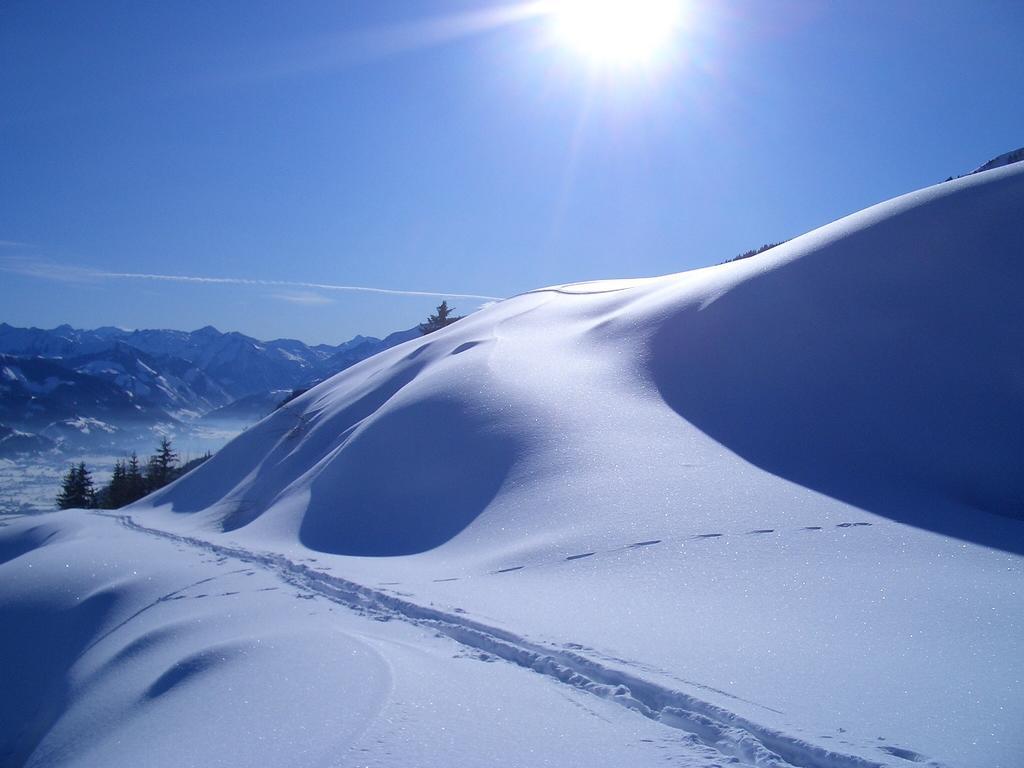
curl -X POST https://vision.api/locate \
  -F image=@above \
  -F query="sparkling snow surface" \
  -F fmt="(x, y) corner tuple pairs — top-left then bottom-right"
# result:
(3, 164), (1023, 767)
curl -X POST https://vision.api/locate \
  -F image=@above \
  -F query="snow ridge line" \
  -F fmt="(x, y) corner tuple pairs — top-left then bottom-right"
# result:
(111, 513), (898, 768)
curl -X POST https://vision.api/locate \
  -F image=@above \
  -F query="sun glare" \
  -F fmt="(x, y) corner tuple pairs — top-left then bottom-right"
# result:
(547, 0), (685, 67)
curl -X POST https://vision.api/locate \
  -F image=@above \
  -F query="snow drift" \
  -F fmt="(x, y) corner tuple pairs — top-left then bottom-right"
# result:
(142, 161), (1024, 557)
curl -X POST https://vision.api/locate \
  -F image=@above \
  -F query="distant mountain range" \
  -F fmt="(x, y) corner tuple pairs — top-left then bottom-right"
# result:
(0, 322), (418, 453)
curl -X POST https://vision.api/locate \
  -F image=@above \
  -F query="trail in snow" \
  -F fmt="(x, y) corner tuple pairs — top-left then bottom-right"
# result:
(382, 520), (877, 585)
(113, 512), (936, 768)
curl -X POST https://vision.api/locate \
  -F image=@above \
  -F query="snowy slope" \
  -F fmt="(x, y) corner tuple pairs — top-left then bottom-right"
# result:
(972, 146), (1023, 174)
(3, 162), (1023, 768)
(143, 162), (1024, 553)
(2, 511), (689, 768)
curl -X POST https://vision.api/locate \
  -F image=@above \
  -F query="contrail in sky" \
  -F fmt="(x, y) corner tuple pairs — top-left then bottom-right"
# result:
(97, 270), (504, 301)
(0, 256), (504, 302)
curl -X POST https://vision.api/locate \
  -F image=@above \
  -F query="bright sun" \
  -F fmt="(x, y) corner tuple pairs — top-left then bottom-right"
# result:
(547, 0), (685, 67)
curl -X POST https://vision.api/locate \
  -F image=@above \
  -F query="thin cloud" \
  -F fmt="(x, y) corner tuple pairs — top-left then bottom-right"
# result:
(270, 290), (335, 306)
(0, 255), (106, 283)
(0, 255), (504, 301)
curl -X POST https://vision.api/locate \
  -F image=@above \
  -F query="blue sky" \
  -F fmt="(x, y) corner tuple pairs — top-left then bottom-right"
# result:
(2, 0), (1021, 344)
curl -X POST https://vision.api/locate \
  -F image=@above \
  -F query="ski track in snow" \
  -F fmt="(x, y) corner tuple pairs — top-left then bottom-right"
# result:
(111, 512), (935, 768)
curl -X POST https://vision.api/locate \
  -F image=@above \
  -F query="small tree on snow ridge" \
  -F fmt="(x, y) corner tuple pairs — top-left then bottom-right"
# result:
(419, 300), (463, 335)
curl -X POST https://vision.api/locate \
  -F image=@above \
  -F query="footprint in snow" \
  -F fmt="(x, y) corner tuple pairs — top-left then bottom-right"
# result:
(495, 565), (524, 574)
(747, 529), (774, 534)
(566, 552), (595, 561)
(693, 533), (723, 539)
(631, 540), (661, 547)
(879, 745), (926, 762)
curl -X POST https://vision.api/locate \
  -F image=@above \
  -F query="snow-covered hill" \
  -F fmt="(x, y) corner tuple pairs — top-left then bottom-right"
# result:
(67, 342), (232, 418)
(972, 146), (1024, 174)
(3, 162), (1022, 768)
(199, 388), (293, 424)
(0, 425), (55, 457)
(148, 161), (1024, 553)
(0, 353), (170, 428)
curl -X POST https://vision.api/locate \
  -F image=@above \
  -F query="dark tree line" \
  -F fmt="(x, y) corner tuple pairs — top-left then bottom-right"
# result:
(56, 437), (211, 510)
(722, 241), (788, 264)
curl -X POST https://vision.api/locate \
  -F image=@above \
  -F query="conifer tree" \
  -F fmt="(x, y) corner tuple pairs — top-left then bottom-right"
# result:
(56, 462), (96, 509)
(56, 464), (79, 509)
(145, 437), (179, 491)
(418, 300), (463, 335)
(125, 451), (147, 503)
(79, 462), (96, 508)
(101, 459), (128, 509)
